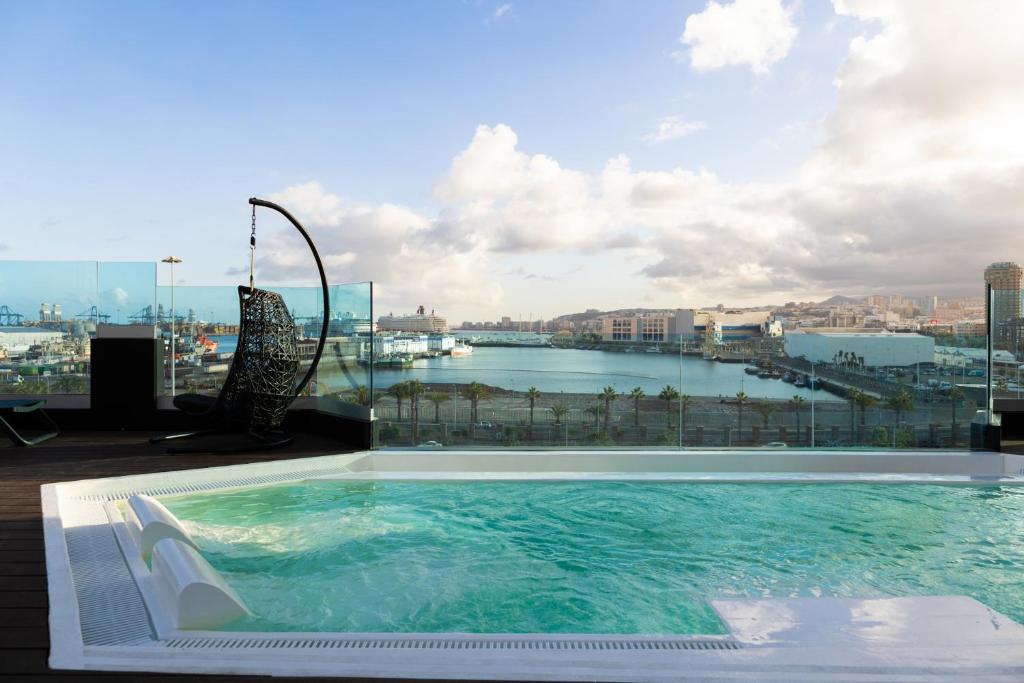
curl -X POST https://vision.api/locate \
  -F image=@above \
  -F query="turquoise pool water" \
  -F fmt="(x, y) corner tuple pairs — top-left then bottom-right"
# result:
(161, 481), (1024, 634)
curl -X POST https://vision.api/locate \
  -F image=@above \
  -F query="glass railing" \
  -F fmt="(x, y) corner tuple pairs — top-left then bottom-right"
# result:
(154, 281), (373, 415)
(0, 260), (373, 414)
(370, 310), (995, 450)
(0, 260), (156, 395)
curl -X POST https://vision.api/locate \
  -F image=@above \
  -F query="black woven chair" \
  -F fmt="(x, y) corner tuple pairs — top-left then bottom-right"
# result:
(151, 198), (330, 453)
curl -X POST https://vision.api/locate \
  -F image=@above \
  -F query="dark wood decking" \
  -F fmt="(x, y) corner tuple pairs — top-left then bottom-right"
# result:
(0, 431), (398, 682)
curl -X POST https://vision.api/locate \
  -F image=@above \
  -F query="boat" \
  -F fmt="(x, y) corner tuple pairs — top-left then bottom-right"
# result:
(782, 371), (795, 383)
(744, 366), (760, 375)
(196, 334), (219, 354)
(646, 345), (661, 354)
(450, 343), (473, 357)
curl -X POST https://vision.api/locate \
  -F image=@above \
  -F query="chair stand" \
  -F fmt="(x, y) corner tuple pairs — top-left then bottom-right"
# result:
(0, 399), (60, 447)
(149, 429), (218, 445)
(156, 429), (295, 455)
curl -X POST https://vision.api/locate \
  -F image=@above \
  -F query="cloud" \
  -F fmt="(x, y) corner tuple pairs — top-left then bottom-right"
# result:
(259, 3), (1024, 314)
(256, 182), (502, 316)
(112, 287), (129, 305)
(434, 124), (604, 252)
(680, 0), (797, 74)
(491, 3), (512, 22)
(641, 116), (707, 143)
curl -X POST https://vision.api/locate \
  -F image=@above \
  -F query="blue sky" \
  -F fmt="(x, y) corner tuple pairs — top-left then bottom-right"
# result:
(2, 1), (1022, 321)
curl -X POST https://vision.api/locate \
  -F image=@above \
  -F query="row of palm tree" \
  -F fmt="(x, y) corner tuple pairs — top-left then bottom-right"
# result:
(374, 380), (957, 446)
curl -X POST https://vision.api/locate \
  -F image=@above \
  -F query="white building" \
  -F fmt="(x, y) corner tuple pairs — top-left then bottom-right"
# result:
(427, 334), (455, 352)
(600, 309), (775, 342)
(934, 345), (1015, 368)
(784, 331), (934, 367)
(0, 326), (64, 354)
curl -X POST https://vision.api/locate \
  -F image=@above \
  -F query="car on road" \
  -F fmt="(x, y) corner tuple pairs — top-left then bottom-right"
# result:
(416, 440), (443, 448)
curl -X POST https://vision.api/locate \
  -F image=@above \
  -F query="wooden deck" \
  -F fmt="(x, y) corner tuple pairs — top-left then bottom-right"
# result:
(0, 430), (399, 682)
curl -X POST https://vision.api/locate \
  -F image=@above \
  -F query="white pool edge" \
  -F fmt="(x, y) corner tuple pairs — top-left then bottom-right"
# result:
(42, 448), (1024, 681)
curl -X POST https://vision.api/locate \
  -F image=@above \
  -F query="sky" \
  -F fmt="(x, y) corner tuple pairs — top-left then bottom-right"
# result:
(2, 0), (1023, 323)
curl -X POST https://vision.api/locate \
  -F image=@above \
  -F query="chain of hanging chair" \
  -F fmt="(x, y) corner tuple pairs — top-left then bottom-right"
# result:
(246, 197), (331, 399)
(249, 203), (257, 291)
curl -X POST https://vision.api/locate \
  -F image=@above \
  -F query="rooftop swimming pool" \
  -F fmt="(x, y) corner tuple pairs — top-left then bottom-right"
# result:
(163, 480), (1024, 635)
(42, 450), (1024, 681)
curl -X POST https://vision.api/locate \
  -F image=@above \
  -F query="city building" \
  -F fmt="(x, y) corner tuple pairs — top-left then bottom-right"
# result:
(997, 317), (1024, 355)
(0, 326), (65, 354)
(935, 345), (1016, 369)
(377, 305), (448, 333)
(373, 333), (431, 356)
(427, 333), (455, 352)
(784, 330), (934, 367)
(598, 309), (778, 343)
(984, 262), (1023, 348)
(679, 309), (777, 341)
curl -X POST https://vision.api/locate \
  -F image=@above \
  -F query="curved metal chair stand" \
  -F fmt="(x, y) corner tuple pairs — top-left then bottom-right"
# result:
(151, 197), (331, 453)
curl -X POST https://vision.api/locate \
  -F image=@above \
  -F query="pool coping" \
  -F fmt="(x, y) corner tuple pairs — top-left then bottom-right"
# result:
(42, 449), (1024, 681)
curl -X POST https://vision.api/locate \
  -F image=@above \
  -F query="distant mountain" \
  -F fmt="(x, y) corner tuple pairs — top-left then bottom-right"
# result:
(819, 295), (864, 306)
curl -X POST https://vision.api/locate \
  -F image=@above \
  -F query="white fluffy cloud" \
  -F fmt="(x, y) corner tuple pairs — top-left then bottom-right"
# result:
(641, 116), (708, 143)
(258, 2), (1024, 315)
(680, 0), (797, 74)
(257, 181), (502, 315)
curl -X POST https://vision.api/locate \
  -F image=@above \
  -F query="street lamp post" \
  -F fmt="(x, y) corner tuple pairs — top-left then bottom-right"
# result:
(810, 360), (816, 448)
(162, 256), (182, 396)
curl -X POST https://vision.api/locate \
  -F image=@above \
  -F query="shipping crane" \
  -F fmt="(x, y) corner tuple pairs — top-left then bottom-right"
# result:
(0, 305), (24, 326)
(75, 305), (111, 323)
(128, 305), (157, 325)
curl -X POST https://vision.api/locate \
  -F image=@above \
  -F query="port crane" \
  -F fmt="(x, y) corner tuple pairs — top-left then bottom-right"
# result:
(128, 305), (156, 324)
(0, 305), (24, 326)
(127, 305), (185, 325)
(75, 305), (111, 323)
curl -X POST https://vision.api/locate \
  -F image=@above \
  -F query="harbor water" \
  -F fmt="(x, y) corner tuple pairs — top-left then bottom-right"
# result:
(209, 334), (817, 399)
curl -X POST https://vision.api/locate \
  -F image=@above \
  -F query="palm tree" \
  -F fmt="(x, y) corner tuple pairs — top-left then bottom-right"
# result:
(886, 389), (914, 444)
(678, 394), (693, 441)
(405, 380), (424, 444)
(387, 382), (408, 420)
(853, 390), (877, 437)
(585, 404), (603, 429)
(628, 387), (645, 429)
(353, 385), (372, 407)
(753, 400), (776, 428)
(463, 382), (489, 424)
(790, 395), (805, 442)
(846, 388), (861, 437)
(525, 387), (541, 439)
(948, 386), (965, 446)
(735, 391), (749, 443)
(854, 391), (876, 425)
(426, 391), (448, 423)
(599, 386), (617, 433)
(658, 385), (680, 428)
(550, 404), (569, 425)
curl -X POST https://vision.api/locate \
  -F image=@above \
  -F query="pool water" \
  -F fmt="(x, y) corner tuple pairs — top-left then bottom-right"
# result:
(161, 481), (1024, 634)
